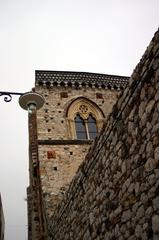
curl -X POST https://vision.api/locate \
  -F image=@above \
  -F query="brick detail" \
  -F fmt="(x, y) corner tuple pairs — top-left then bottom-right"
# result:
(60, 92), (68, 98)
(47, 151), (56, 159)
(96, 93), (103, 99)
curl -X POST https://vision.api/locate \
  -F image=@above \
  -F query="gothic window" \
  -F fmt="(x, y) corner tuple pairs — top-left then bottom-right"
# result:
(66, 97), (104, 140)
(74, 114), (98, 140)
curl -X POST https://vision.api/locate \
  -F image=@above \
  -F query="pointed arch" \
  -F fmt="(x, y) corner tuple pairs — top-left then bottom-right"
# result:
(66, 97), (104, 139)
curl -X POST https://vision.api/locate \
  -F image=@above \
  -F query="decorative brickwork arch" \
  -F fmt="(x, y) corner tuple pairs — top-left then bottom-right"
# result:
(66, 97), (105, 139)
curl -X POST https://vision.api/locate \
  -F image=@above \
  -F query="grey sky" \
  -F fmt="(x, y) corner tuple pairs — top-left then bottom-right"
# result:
(0, 0), (159, 239)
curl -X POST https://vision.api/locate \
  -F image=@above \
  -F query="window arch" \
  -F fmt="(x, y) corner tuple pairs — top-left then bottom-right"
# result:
(66, 97), (104, 140)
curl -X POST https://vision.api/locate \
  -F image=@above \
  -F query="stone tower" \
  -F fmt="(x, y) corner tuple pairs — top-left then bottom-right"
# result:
(27, 71), (128, 239)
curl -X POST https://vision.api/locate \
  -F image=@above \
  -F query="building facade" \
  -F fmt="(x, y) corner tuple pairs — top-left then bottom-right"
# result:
(27, 71), (128, 239)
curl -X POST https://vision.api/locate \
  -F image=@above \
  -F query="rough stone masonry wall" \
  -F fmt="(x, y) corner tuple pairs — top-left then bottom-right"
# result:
(35, 85), (119, 217)
(36, 86), (119, 140)
(38, 143), (91, 217)
(27, 113), (47, 240)
(47, 30), (159, 239)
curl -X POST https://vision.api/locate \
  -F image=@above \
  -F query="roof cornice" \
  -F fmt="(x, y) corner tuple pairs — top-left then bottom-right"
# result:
(35, 70), (129, 90)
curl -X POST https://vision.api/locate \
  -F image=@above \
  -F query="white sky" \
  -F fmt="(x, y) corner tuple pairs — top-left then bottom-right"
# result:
(0, 0), (158, 239)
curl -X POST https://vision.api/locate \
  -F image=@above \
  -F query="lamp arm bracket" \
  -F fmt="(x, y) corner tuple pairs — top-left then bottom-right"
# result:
(0, 91), (23, 102)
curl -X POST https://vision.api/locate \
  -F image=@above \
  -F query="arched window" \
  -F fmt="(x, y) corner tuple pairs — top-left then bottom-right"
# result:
(74, 114), (98, 140)
(66, 97), (104, 140)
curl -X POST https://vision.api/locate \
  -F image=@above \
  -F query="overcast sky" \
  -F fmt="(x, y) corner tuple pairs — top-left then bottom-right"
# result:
(0, 0), (159, 239)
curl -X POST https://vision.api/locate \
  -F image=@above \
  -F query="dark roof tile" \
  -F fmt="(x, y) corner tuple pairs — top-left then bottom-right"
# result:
(35, 70), (129, 90)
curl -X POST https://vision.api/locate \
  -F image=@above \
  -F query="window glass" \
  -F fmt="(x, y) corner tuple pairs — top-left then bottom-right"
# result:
(87, 115), (97, 139)
(75, 114), (87, 139)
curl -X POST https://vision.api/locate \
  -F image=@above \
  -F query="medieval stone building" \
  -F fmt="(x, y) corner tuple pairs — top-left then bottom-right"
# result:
(27, 29), (159, 240)
(27, 71), (128, 239)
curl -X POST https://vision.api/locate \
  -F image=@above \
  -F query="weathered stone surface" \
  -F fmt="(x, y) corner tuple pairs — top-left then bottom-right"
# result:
(152, 215), (159, 234)
(37, 30), (159, 240)
(153, 196), (159, 211)
(28, 29), (159, 240)
(135, 224), (143, 238)
(154, 147), (159, 161)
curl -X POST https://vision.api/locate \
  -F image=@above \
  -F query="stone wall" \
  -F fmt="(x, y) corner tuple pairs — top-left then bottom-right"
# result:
(27, 113), (47, 240)
(38, 143), (91, 217)
(47, 30), (159, 239)
(28, 71), (128, 239)
(35, 82), (122, 216)
(36, 86), (120, 140)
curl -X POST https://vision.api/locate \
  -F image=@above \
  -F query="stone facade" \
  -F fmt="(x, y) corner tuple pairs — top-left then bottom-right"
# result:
(27, 71), (128, 239)
(46, 30), (159, 239)
(35, 77), (127, 216)
(27, 113), (47, 240)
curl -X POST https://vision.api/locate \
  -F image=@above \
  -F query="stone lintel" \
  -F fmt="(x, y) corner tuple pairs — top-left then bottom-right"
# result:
(38, 139), (93, 145)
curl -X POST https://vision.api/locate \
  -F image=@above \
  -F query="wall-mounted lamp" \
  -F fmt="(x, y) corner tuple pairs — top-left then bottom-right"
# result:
(0, 91), (44, 113)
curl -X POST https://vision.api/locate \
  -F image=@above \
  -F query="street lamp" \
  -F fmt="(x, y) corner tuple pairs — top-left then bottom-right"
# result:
(0, 91), (44, 112)
(19, 92), (45, 113)
(0, 90), (46, 238)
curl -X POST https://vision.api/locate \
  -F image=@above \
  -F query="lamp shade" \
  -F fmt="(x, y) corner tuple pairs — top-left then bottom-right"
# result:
(19, 92), (44, 111)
